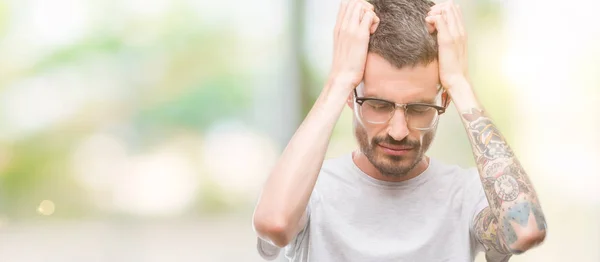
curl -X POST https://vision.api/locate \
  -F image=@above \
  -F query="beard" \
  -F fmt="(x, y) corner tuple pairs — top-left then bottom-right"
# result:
(354, 121), (436, 177)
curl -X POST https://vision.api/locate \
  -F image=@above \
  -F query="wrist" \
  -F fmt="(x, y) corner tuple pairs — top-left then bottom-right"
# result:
(326, 73), (358, 90)
(312, 79), (354, 116)
(446, 79), (481, 113)
(444, 75), (471, 92)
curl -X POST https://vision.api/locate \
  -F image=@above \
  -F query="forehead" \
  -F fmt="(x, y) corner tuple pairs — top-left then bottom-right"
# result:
(361, 53), (440, 102)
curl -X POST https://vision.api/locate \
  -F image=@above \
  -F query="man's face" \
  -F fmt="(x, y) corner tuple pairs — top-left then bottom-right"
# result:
(352, 53), (441, 177)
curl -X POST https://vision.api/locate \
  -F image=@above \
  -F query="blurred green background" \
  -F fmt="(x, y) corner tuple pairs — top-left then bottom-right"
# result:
(0, 0), (598, 261)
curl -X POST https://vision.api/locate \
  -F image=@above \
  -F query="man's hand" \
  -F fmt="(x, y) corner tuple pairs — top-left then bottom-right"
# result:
(426, 1), (469, 91)
(328, 0), (380, 91)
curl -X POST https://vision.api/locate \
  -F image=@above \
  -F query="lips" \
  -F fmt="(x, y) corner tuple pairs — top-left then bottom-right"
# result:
(378, 143), (413, 151)
(378, 144), (413, 156)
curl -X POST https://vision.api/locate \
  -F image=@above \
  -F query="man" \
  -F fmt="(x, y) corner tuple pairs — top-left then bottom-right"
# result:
(252, 0), (547, 261)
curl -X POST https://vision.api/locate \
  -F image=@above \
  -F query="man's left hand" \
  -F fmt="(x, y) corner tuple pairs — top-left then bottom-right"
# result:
(426, 1), (469, 91)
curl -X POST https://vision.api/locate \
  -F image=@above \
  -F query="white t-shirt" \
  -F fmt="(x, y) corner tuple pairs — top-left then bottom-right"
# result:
(258, 153), (489, 262)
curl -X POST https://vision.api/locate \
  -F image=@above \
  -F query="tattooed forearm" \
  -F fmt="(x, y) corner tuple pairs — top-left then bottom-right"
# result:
(462, 108), (547, 255)
(462, 108), (514, 160)
(474, 207), (511, 254)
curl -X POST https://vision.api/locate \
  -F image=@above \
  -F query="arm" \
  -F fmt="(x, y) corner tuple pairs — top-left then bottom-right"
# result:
(426, 1), (547, 256)
(456, 87), (547, 254)
(253, 82), (347, 247)
(252, 0), (379, 247)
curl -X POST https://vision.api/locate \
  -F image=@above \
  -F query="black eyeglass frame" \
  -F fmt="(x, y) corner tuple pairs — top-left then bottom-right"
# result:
(353, 88), (449, 127)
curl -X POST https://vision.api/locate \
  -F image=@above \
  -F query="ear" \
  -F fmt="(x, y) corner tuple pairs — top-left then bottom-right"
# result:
(346, 93), (354, 110)
(442, 91), (451, 108)
(347, 83), (362, 110)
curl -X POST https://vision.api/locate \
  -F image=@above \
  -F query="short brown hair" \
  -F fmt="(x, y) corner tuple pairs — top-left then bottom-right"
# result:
(368, 0), (437, 68)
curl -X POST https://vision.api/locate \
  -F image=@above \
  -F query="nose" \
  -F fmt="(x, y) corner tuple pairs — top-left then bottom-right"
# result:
(387, 108), (410, 141)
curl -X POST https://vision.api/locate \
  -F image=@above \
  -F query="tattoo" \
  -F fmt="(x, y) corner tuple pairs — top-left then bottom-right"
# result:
(532, 203), (547, 231)
(474, 207), (511, 254)
(501, 202), (547, 246)
(494, 174), (519, 202)
(463, 109), (514, 160)
(506, 160), (538, 203)
(481, 176), (502, 210)
(484, 161), (504, 177)
(485, 251), (512, 262)
(463, 107), (547, 254)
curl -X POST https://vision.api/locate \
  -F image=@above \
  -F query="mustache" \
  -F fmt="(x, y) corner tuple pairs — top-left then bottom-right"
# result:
(372, 135), (420, 148)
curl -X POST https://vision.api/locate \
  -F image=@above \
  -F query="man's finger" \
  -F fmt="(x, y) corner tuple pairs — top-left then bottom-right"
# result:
(341, 0), (359, 31)
(370, 13), (380, 34)
(428, 9), (441, 16)
(429, 4), (443, 14)
(453, 4), (466, 37)
(358, 0), (376, 33)
(360, 0), (374, 12)
(428, 2), (449, 16)
(358, 0), (374, 21)
(443, 4), (461, 41)
(348, 0), (364, 31)
(425, 17), (436, 34)
(426, 14), (451, 45)
(334, 0), (351, 41)
(360, 10), (376, 34)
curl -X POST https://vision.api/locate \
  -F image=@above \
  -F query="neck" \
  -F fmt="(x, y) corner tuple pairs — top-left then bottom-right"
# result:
(352, 151), (430, 183)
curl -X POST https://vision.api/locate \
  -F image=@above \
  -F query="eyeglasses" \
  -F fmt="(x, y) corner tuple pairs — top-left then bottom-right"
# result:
(353, 88), (448, 130)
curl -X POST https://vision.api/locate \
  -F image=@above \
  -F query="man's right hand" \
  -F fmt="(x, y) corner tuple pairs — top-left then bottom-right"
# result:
(329, 0), (380, 90)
